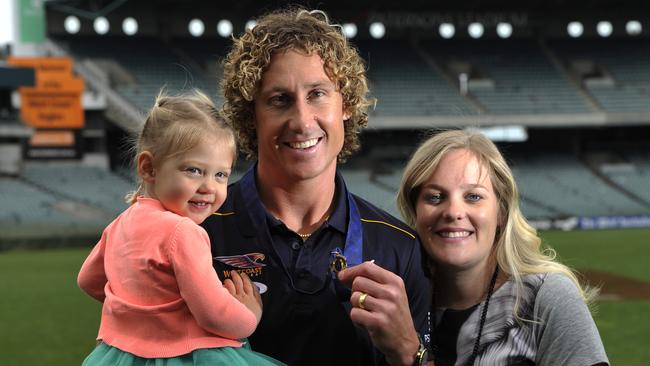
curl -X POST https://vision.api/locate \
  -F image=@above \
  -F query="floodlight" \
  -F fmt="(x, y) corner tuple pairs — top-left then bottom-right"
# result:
(217, 19), (233, 38)
(439, 23), (455, 39)
(597, 21), (613, 37)
(342, 23), (357, 39)
(93, 17), (109, 35)
(369, 22), (385, 39)
(626, 20), (642, 35)
(64, 15), (81, 34)
(245, 20), (257, 31)
(496, 22), (512, 38)
(468, 22), (484, 39)
(567, 21), (583, 38)
(189, 19), (204, 37)
(122, 17), (138, 36)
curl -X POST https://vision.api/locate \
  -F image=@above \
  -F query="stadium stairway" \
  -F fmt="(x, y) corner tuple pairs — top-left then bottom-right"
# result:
(584, 152), (650, 210)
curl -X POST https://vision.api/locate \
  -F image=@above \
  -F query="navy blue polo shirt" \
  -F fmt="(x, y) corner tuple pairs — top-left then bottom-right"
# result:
(201, 165), (431, 366)
(267, 169), (350, 294)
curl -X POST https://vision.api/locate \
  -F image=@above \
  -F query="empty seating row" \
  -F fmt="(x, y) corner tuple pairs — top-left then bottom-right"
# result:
(54, 36), (650, 118)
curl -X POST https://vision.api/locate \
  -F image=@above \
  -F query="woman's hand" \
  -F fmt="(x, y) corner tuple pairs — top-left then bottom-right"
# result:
(338, 261), (422, 366)
(224, 270), (263, 323)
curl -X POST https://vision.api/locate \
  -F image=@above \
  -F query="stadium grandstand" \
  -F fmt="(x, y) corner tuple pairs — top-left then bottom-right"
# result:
(2, 0), (650, 247)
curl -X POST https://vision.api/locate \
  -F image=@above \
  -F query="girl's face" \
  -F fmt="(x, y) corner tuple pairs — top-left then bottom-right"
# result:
(415, 149), (500, 274)
(147, 136), (234, 224)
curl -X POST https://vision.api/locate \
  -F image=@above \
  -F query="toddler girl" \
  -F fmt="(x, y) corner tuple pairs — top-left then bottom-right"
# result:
(78, 90), (283, 365)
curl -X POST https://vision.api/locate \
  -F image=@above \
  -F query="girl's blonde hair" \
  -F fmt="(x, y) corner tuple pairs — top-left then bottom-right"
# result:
(125, 89), (236, 204)
(397, 129), (596, 320)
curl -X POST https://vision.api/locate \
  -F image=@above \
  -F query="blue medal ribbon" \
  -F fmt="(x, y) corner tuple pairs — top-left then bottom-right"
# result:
(332, 191), (363, 269)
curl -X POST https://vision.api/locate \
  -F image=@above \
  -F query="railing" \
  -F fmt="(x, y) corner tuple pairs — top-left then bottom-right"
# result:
(43, 39), (143, 134)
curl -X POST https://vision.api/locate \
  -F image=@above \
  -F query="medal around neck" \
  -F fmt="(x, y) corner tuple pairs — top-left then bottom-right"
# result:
(329, 248), (348, 275)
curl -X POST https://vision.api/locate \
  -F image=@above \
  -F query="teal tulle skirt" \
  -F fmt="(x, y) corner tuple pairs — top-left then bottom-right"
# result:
(82, 342), (286, 366)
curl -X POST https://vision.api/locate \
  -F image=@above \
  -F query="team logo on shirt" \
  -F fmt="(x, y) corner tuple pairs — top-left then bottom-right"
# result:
(214, 253), (268, 293)
(214, 252), (267, 268)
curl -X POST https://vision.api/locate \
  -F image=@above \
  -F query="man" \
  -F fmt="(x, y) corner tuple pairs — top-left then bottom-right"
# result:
(202, 8), (430, 366)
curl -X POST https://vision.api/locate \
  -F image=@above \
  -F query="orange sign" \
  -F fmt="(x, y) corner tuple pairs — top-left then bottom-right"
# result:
(29, 130), (76, 146)
(7, 57), (85, 129)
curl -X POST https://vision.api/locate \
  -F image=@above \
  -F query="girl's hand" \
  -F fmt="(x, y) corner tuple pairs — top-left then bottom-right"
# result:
(224, 270), (263, 323)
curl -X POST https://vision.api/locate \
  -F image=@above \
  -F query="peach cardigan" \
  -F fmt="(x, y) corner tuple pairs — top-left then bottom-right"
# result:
(78, 197), (257, 358)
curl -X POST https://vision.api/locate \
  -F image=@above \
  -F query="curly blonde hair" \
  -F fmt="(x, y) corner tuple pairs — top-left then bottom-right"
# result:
(221, 7), (371, 162)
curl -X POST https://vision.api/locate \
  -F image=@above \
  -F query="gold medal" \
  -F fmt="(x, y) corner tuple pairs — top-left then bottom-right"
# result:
(329, 251), (348, 274)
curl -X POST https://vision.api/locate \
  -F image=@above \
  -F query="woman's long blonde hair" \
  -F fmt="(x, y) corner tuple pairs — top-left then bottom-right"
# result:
(397, 129), (596, 320)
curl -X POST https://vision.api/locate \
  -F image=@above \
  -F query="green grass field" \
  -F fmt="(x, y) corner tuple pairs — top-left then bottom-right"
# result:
(1, 228), (648, 365)
(541, 228), (650, 366)
(0, 247), (101, 365)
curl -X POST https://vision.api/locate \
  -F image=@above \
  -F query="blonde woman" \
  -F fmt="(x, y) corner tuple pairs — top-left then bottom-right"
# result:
(340, 130), (608, 365)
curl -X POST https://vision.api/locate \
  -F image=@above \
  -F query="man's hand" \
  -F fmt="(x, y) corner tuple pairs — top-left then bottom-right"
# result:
(338, 261), (421, 366)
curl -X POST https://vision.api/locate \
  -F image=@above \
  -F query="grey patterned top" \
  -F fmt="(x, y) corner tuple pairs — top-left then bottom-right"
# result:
(430, 273), (609, 366)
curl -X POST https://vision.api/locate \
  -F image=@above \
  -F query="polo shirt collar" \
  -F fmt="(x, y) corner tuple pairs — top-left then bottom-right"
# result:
(239, 164), (267, 233)
(327, 171), (349, 235)
(239, 164), (349, 235)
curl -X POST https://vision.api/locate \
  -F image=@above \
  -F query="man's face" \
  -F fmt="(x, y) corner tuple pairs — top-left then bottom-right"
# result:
(253, 49), (349, 183)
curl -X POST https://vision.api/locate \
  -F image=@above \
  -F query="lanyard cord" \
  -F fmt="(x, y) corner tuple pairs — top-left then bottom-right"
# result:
(430, 265), (499, 366)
